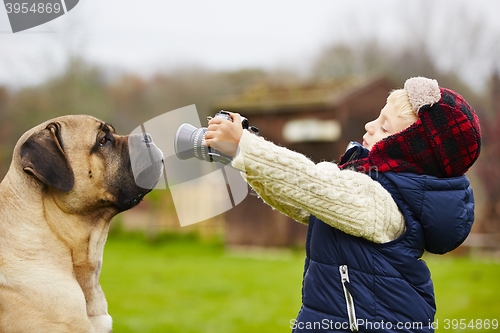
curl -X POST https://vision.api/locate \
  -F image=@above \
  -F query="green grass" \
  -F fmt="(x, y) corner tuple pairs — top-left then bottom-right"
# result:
(101, 234), (500, 333)
(101, 233), (304, 333)
(426, 255), (500, 332)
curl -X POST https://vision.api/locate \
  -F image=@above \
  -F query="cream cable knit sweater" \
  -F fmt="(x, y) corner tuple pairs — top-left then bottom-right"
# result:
(231, 130), (406, 244)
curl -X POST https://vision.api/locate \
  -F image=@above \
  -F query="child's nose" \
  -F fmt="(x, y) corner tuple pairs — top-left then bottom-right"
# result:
(365, 120), (374, 133)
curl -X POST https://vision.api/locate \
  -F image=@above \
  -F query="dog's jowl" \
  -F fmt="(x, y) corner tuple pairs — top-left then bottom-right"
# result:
(0, 115), (163, 333)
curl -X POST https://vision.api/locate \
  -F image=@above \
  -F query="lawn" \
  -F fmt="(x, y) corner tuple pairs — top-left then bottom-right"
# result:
(427, 254), (500, 332)
(100, 233), (500, 333)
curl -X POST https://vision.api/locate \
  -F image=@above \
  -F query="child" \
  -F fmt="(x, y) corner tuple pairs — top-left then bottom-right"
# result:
(204, 77), (481, 332)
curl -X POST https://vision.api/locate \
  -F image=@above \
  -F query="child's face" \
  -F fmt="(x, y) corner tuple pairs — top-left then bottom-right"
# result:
(363, 101), (415, 150)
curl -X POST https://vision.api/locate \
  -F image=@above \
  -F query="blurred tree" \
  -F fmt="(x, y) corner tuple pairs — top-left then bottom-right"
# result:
(107, 67), (270, 133)
(0, 86), (13, 177)
(311, 0), (500, 102)
(3, 57), (110, 129)
(474, 71), (500, 235)
(107, 73), (151, 133)
(0, 57), (110, 177)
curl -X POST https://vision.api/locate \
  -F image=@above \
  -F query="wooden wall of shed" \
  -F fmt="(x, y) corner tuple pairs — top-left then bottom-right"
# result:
(224, 193), (307, 248)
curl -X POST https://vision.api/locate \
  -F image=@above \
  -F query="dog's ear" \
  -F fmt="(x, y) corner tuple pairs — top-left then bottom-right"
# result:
(20, 122), (74, 192)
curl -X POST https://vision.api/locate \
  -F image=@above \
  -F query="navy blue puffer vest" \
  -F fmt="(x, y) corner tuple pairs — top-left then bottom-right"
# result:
(292, 171), (474, 333)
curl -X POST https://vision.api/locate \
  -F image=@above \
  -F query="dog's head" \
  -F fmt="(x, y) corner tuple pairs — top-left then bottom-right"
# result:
(15, 115), (163, 214)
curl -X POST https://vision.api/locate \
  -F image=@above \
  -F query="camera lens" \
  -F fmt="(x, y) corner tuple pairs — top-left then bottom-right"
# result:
(174, 111), (258, 164)
(174, 124), (210, 162)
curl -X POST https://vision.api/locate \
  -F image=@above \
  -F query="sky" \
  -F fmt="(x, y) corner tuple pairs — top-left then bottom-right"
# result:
(1, 0), (500, 89)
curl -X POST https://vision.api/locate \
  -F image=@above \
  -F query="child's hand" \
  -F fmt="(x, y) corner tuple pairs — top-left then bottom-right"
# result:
(204, 112), (243, 157)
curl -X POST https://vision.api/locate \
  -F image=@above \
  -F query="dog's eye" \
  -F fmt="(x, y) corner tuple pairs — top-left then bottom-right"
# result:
(99, 136), (110, 147)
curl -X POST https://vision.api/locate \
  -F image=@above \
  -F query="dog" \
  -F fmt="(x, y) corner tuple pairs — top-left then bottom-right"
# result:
(0, 115), (163, 332)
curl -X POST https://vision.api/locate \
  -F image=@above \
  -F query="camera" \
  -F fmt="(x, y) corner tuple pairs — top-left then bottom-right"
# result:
(174, 110), (259, 164)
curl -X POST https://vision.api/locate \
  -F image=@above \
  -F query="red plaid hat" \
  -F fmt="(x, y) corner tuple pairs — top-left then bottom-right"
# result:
(340, 77), (482, 178)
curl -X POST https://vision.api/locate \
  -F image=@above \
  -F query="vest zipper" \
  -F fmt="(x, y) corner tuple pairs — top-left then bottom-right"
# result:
(339, 265), (359, 332)
(346, 150), (358, 163)
(345, 142), (358, 163)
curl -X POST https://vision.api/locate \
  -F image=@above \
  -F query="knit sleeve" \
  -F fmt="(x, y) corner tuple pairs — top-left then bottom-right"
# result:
(232, 130), (406, 243)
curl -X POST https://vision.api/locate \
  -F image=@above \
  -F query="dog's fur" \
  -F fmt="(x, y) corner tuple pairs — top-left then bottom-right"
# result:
(0, 115), (163, 332)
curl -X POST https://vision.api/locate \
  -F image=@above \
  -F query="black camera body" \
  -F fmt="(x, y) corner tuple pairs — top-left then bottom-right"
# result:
(174, 111), (258, 164)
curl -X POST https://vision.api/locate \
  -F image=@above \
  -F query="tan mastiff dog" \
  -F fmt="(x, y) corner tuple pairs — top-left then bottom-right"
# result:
(0, 115), (163, 332)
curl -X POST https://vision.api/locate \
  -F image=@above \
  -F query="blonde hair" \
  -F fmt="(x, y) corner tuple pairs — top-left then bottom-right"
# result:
(387, 89), (418, 123)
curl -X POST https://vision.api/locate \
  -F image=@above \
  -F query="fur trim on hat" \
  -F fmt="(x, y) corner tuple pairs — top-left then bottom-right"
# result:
(404, 77), (441, 113)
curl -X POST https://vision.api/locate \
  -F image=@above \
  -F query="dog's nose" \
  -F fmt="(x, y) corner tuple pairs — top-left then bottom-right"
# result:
(129, 132), (164, 190)
(142, 133), (153, 144)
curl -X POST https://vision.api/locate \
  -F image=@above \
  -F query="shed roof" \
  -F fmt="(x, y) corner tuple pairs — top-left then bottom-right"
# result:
(213, 74), (393, 113)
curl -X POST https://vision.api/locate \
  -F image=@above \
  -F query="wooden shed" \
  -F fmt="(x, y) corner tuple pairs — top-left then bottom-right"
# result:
(213, 74), (397, 247)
